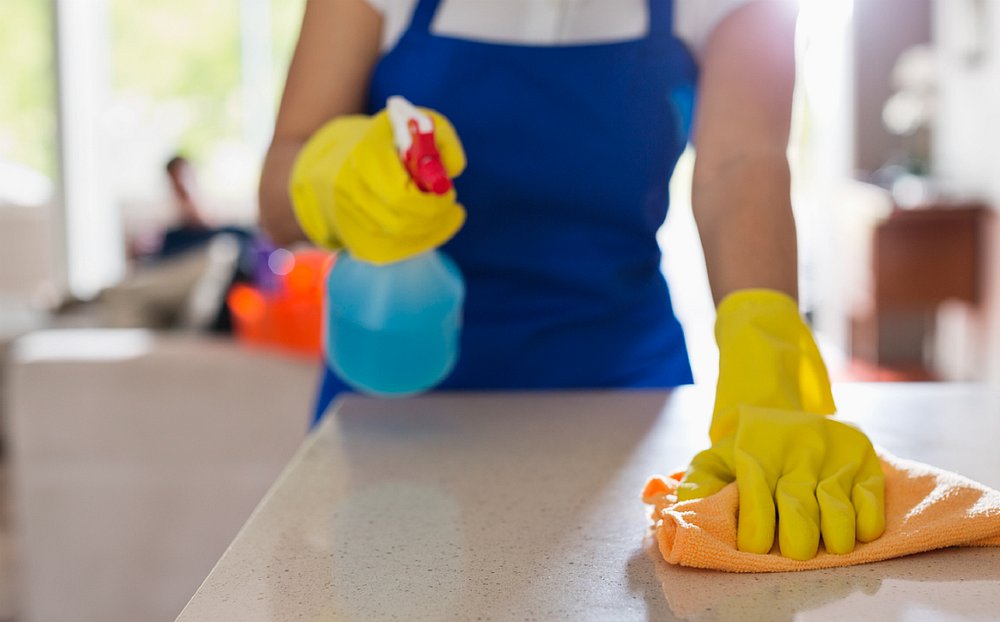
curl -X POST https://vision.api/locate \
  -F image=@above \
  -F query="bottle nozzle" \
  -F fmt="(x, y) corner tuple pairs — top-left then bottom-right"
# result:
(418, 159), (452, 195)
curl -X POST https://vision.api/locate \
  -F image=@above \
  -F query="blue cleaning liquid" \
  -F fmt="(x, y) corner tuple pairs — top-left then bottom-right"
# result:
(325, 250), (464, 396)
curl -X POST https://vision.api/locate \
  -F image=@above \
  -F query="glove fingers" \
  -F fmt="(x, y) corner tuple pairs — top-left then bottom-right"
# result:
(771, 413), (823, 560)
(398, 204), (465, 257)
(339, 207), (465, 265)
(351, 113), (412, 188)
(853, 455), (887, 543)
(369, 167), (459, 222)
(817, 474), (856, 554)
(423, 109), (467, 178)
(677, 446), (734, 501)
(734, 451), (777, 555)
(334, 181), (388, 235)
(826, 421), (886, 544)
(775, 470), (821, 560)
(388, 190), (462, 237)
(354, 111), (463, 203)
(343, 161), (460, 238)
(346, 144), (451, 228)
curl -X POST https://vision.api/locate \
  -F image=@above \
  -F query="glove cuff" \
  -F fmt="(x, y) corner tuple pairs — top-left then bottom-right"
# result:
(716, 288), (800, 324)
(710, 288), (836, 442)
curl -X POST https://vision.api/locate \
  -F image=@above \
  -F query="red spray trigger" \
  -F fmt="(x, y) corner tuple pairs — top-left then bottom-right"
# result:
(404, 118), (452, 195)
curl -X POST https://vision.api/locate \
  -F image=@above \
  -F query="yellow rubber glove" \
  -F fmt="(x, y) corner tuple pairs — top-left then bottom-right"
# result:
(289, 108), (466, 265)
(677, 289), (886, 560)
(709, 288), (836, 442)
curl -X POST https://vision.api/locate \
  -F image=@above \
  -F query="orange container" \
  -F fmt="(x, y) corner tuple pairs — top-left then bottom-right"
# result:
(228, 249), (334, 359)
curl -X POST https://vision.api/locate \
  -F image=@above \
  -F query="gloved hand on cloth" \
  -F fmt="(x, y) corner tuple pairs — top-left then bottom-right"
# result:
(289, 107), (466, 264)
(677, 289), (886, 560)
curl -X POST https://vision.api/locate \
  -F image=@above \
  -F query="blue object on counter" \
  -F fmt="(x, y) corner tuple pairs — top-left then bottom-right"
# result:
(325, 250), (464, 396)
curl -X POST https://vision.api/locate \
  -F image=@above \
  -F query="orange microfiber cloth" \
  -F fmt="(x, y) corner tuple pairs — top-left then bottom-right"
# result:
(642, 450), (1000, 572)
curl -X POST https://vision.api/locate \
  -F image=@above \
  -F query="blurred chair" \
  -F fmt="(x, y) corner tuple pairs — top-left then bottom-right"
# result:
(99, 234), (242, 331)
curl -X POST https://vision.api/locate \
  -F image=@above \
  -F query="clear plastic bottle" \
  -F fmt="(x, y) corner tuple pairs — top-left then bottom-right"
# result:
(325, 249), (464, 396)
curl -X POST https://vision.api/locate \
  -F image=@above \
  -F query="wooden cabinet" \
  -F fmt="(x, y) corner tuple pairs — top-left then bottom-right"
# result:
(851, 203), (990, 377)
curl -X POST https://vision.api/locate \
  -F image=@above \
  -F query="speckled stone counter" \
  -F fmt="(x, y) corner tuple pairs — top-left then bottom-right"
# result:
(177, 385), (1000, 621)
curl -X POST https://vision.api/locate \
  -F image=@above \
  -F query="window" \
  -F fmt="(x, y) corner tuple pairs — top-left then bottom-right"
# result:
(106, 0), (306, 230)
(0, 1), (56, 203)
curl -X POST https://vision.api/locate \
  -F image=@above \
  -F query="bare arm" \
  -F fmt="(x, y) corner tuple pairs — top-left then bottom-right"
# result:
(691, 0), (799, 303)
(259, 0), (382, 246)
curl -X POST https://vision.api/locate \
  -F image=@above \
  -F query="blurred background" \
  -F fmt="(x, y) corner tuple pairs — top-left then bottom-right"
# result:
(1, 0), (999, 620)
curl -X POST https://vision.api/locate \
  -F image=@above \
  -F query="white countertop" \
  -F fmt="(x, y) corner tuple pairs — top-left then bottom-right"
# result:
(177, 384), (1000, 621)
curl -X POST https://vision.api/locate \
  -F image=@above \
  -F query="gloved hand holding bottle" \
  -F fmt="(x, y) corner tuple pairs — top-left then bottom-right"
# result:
(677, 289), (886, 560)
(289, 100), (466, 264)
(289, 97), (467, 396)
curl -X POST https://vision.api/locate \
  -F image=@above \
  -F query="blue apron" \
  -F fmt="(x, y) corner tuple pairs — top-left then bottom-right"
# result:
(314, 0), (697, 423)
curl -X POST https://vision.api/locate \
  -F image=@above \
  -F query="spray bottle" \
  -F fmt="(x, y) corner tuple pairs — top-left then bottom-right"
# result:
(324, 96), (465, 396)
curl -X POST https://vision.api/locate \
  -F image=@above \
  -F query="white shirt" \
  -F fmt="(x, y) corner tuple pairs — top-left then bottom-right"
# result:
(366, 0), (753, 58)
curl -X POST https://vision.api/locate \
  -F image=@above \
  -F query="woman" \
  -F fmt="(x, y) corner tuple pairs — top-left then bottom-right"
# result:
(260, 0), (885, 561)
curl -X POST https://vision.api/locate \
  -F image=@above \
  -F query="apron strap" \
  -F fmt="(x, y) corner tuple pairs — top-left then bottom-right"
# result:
(648, 0), (673, 38)
(409, 0), (442, 36)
